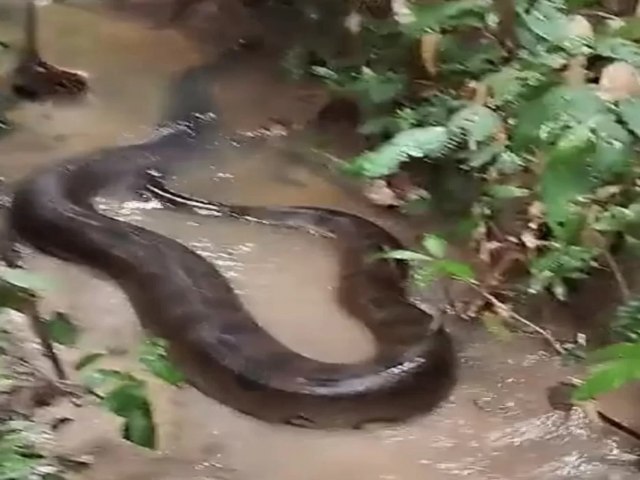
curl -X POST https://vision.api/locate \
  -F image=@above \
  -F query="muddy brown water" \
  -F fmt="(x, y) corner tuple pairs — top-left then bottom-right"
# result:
(0, 1), (638, 479)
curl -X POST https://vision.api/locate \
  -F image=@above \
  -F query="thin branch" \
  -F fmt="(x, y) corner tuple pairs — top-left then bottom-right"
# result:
(469, 282), (567, 354)
(23, 296), (67, 381)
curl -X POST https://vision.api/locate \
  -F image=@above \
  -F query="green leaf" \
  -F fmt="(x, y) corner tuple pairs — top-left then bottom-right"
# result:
(358, 116), (400, 136)
(412, 265), (439, 287)
(517, 0), (591, 54)
(493, 150), (527, 175)
(448, 105), (502, 148)
(102, 381), (146, 416)
(122, 404), (156, 450)
(594, 36), (640, 67)
(592, 206), (634, 232)
(102, 381), (156, 449)
(139, 338), (185, 386)
(81, 368), (139, 394)
(613, 298), (640, 342)
(539, 123), (596, 230)
(45, 312), (78, 347)
(572, 358), (640, 401)
(517, 0), (567, 43)
(483, 67), (547, 108)
(437, 260), (476, 282)
(405, 0), (491, 35)
(0, 269), (52, 294)
(586, 342), (640, 364)
(528, 244), (596, 295)
(515, 85), (609, 150)
(357, 71), (406, 105)
(618, 97), (640, 139)
(421, 235), (447, 259)
(346, 126), (450, 177)
(0, 282), (31, 313)
(467, 143), (504, 169)
(486, 185), (530, 199)
(615, 17), (640, 42)
(590, 113), (633, 179)
(74, 352), (106, 371)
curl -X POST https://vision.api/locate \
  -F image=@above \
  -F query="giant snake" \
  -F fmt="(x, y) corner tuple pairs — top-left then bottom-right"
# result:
(5, 2), (456, 429)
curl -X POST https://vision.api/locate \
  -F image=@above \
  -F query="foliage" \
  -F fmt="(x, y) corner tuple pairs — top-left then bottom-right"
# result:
(44, 312), (78, 347)
(138, 338), (185, 387)
(573, 342), (640, 401)
(0, 268), (183, 452)
(0, 421), (63, 480)
(381, 234), (476, 287)
(77, 365), (156, 449)
(289, 0), (640, 400)
(571, 296), (640, 401)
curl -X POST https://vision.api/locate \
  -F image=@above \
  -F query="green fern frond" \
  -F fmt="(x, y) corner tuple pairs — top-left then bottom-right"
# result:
(484, 66), (547, 108)
(573, 350), (640, 401)
(403, 0), (492, 36)
(493, 150), (529, 174)
(354, 69), (407, 105)
(311, 67), (407, 108)
(466, 143), (505, 169)
(613, 297), (640, 342)
(345, 126), (451, 177)
(539, 122), (596, 231)
(592, 202), (640, 232)
(464, 144), (527, 174)
(528, 244), (598, 298)
(614, 17), (640, 42)
(438, 35), (503, 78)
(594, 36), (640, 67)
(515, 0), (594, 60)
(590, 113), (634, 180)
(513, 85), (609, 150)
(517, 0), (568, 45)
(448, 104), (503, 149)
(617, 97), (640, 139)
(358, 94), (463, 137)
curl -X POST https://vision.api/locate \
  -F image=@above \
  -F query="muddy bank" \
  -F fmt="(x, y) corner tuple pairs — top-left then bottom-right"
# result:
(0, 1), (638, 479)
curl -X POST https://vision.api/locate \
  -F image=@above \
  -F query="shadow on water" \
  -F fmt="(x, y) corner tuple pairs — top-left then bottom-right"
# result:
(0, 1), (638, 478)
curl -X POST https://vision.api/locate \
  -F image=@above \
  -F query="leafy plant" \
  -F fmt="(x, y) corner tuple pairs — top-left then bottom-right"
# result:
(0, 268), (181, 451)
(0, 421), (62, 480)
(138, 338), (185, 387)
(573, 341), (640, 402)
(382, 234), (476, 287)
(78, 366), (156, 449)
(44, 312), (78, 347)
(297, 0), (640, 400)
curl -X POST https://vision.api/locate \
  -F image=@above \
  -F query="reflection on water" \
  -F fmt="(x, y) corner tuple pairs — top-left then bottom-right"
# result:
(0, 1), (638, 479)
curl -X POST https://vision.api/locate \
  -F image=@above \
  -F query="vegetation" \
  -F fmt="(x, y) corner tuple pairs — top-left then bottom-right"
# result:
(285, 0), (640, 404)
(0, 267), (185, 479)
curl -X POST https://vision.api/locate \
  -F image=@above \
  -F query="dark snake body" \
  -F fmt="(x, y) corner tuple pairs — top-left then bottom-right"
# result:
(8, 44), (456, 428)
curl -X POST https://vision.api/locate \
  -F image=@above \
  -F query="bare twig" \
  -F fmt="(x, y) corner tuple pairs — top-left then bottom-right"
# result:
(469, 282), (567, 354)
(23, 296), (67, 381)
